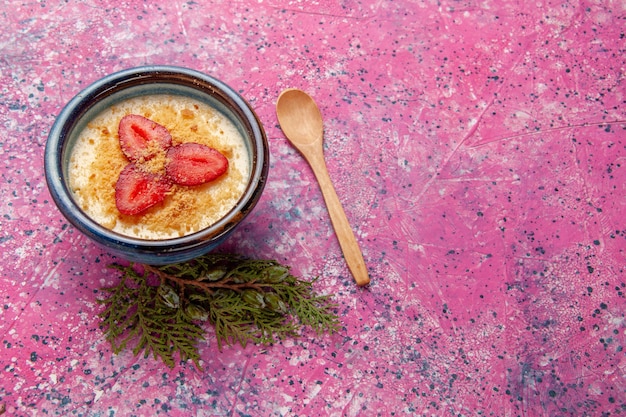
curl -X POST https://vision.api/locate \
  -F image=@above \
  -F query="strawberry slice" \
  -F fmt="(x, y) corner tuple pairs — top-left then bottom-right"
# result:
(118, 114), (172, 162)
(115, 163), (171, 215)
(165, 143), (229, 186)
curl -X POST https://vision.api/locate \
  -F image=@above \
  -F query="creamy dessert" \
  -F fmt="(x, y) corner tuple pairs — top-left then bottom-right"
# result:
(69, 94), (250, 239)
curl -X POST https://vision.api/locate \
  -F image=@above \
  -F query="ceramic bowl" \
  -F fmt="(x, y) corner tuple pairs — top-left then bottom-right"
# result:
(44, 66), (269, 264)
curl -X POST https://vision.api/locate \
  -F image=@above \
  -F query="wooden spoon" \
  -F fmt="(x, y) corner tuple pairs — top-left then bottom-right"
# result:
(276, 88), (370, 286)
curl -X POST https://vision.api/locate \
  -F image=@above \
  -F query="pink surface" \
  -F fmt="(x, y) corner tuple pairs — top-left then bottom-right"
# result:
(1, 0), (624, 415)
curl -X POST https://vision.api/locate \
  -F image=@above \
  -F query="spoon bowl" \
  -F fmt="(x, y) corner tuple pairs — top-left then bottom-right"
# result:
(276, 89), (324, 147)
(276, 89), (370, 286)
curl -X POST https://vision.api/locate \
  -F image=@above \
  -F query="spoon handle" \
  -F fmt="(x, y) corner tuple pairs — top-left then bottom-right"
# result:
(303, 147), (370, 286)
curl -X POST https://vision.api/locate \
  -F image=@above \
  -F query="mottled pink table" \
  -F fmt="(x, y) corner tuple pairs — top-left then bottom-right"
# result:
(1, 0), (624, 416)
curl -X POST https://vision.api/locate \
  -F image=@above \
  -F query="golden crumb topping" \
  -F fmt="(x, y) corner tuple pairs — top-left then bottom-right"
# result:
(69, 94), (250, 240)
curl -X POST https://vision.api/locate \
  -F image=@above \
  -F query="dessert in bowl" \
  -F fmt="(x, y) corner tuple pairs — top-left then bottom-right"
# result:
(45, 66), (269, 264)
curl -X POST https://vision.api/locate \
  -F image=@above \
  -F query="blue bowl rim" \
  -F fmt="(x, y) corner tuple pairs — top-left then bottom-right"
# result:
(44, 65), (269, 257)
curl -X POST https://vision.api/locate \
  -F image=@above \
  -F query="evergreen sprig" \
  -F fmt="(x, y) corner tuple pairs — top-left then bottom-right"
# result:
(98, 254), (341, 369)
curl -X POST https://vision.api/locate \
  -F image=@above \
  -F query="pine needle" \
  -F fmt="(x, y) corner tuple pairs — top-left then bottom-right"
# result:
(97, 254), (340, 369)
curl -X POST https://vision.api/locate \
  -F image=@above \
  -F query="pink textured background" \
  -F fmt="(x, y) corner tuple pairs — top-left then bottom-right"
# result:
(1, 0), (624, 415)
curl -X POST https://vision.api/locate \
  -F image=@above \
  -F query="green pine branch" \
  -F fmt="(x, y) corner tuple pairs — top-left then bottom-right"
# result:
(97, 254), (341, 369)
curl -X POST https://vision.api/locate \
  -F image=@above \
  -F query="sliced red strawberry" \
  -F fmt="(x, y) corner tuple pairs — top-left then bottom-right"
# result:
(118, 114), (172, 162)
(165, 143), (229, 186)
(115, 163), (171, 215)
